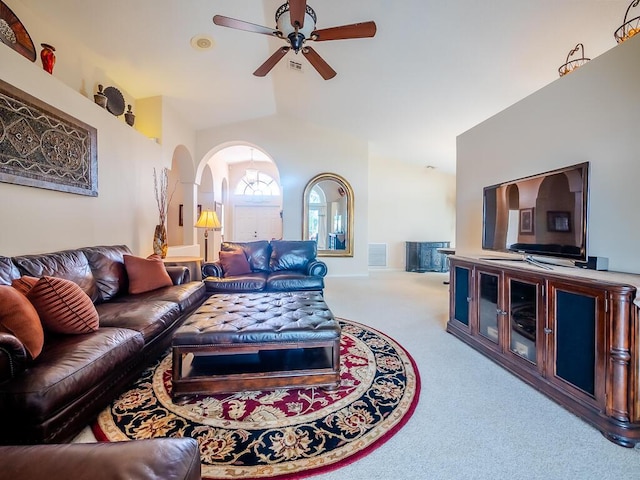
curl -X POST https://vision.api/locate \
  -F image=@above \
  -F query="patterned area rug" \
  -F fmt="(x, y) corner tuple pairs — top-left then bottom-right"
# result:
(93, 319), (420, 479)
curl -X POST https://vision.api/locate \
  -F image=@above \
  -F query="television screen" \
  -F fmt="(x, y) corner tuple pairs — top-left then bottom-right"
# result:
(482, 162), (589, 261)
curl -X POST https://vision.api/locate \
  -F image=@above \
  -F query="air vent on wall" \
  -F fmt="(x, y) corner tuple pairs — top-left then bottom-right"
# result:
(289, 60), (303, 72)
(368, 243), (387, 267)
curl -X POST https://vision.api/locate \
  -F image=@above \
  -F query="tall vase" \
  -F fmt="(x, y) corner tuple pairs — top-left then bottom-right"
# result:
(40, 43), (56, 74)
(153, 224), (168, 258)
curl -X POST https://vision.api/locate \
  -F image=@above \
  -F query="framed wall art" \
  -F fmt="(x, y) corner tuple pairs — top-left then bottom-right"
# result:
(0, 79), (98, 196)
(519, 208), (534, 234)
(179, 204), (201, 226)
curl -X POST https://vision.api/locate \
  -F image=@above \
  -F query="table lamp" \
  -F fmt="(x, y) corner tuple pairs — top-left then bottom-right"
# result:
(195, 210), (220, 261)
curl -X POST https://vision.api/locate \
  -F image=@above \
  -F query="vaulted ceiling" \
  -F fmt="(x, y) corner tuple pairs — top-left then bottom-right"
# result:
(19, 0), (632, 172)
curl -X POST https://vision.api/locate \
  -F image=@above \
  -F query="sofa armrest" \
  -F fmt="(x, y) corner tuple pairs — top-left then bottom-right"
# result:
(165, 265), (191, 284)
(306, 260), (328, 277)
(0, 438), (202, 480)
(0, 332), (28, 383)
(202, 261), (224, 279)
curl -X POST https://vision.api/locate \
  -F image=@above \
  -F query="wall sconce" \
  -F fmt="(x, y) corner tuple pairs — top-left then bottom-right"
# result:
(614, 0), (640, 43)
(558, 43), (590, 77)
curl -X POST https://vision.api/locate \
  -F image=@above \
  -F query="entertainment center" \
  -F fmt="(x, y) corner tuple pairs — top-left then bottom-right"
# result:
(446, 256), (640, 447)
(448, 161), (640, 446)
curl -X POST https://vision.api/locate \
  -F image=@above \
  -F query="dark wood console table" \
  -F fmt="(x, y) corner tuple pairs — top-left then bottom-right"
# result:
(446, 255), (640, 447)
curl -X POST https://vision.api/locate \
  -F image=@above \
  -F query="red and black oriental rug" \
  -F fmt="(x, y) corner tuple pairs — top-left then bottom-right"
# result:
(93, 319), (420, 479)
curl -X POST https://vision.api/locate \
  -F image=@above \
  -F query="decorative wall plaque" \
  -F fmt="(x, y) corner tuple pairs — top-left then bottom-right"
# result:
(0, 78), (98, 196)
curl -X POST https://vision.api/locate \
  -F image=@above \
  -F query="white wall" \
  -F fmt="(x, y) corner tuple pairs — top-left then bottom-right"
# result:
(456, 36), (640, 273)
(197, 115), (369, 276)
(368, 156), (456, 270)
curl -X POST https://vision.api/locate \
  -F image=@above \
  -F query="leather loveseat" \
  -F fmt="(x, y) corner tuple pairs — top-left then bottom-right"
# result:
(0, 437), (201, 480)
(202, 240), (328, 293)
(0, 245), (208, 445)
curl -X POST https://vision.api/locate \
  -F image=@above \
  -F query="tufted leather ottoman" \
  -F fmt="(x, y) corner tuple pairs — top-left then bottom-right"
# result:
(171, 291), (341, 397)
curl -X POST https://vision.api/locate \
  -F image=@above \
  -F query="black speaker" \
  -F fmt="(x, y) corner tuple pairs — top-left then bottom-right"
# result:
(575, 256), (609, 271)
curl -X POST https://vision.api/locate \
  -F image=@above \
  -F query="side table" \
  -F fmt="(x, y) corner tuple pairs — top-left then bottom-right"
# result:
(162, 256), (203, 281)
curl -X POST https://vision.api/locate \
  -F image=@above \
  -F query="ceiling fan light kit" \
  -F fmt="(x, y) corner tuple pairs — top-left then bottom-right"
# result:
(213, 0), (376, 80)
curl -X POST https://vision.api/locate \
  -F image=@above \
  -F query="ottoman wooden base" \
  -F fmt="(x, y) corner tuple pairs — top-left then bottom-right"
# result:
(171, 292), (341, 397)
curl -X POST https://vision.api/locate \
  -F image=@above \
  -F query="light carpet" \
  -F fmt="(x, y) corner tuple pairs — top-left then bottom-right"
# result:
(92, 318), (420, 480)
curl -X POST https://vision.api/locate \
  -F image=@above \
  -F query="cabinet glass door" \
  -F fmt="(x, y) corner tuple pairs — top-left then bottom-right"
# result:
(453, 265), (470, 326)
(508, 279), (538, 364)
(478, 271), (500, 344)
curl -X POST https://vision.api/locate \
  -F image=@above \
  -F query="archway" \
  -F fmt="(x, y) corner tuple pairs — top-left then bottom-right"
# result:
(197, 143), (282, 253)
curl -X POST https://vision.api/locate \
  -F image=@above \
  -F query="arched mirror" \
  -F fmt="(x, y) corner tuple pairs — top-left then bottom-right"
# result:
(303, 173), (354, 257)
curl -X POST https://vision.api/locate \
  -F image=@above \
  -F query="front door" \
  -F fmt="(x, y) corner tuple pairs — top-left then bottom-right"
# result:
(233, 205), (282, 242)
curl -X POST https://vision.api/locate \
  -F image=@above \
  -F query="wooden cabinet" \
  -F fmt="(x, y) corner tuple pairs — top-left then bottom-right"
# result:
(447, 256), (640, 447)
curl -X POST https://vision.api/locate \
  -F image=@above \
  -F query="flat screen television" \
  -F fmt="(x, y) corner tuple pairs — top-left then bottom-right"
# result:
(482, 162), (589, 263)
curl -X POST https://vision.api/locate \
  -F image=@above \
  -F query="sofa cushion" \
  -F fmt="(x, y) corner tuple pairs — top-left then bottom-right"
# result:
(96, 300), (181, 342)
(222, 241), (271, 272)
(219, 250), (252, 277)
(81, 245), (132, 303)
(266, 271), (325, 292)
(0, 286), (44, 359)
(0, 327), (143, 422)
(27, 277), (99, 335)
(12, 250), (99, 303)
(123, 255), (173, 294)
(11, 276), (38, 296)
(110, 281), (207, 314)
(269, 240), (317, 272)
(204, 272), (268, 293)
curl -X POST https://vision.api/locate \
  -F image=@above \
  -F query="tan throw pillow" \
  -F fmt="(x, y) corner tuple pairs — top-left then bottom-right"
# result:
(0, 285), (44, 359)
(219, 250), (252, 277)
(11, 276), (39, 296)
(27, 276), (99, 334)
(123, 254), (173, 294)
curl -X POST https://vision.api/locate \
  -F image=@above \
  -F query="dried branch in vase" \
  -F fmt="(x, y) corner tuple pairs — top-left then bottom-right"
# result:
(153, 167), (177, 225)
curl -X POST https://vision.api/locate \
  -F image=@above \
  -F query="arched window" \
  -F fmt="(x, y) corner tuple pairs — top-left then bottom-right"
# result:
(234, 172), (281, 196)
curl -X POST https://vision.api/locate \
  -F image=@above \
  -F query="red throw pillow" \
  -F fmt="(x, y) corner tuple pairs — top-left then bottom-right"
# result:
(11, 276), (39, 296)
(219, 250), (252, 277)
(123, 254), (173, 294)
(26, 276), (99, 335)
(0, 285), (44, 359)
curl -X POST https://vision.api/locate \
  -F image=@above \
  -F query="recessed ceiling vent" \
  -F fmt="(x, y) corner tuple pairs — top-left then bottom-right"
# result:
(190, 34), (214, 51)
(288, 60), (303, 72)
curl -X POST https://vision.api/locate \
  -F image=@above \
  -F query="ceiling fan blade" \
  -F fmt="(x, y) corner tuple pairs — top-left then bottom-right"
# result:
(312, 21), (377, 41)
(289, 0), (307, 29)
(213, 15), (277, 36)
(302, 46), (337, 80)
(254, 47), (291, 77)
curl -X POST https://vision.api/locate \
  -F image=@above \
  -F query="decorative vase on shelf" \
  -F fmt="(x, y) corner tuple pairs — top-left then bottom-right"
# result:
(94, 84), (108, 108)
(153, 224), (168, 258)
(40, 43), (56, 74)
(124, 104), (135, 126)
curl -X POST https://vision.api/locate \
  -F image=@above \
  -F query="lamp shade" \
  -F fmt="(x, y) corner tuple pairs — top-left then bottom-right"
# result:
(195, 210), (221, 230)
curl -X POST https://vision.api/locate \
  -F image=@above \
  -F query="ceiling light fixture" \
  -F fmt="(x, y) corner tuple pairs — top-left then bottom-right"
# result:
(558, 43), (590, 77)
(245, 148), (258, 184)
(614, 0), (640, 43)
(275, 3), (317, 53)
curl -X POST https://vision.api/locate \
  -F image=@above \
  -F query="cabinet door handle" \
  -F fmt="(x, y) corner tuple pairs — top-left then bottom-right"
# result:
(544, 327), (552, 334)
(497, 309), (508, 316)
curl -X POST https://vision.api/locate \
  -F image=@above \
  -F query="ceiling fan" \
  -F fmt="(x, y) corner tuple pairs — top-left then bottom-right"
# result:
(213, 0), (377, 80)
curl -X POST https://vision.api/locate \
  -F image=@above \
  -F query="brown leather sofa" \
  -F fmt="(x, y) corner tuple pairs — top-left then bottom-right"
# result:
(0, 438), (201, 480)
(202, 240), (328, 293)
(0, 245), (208, 445)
